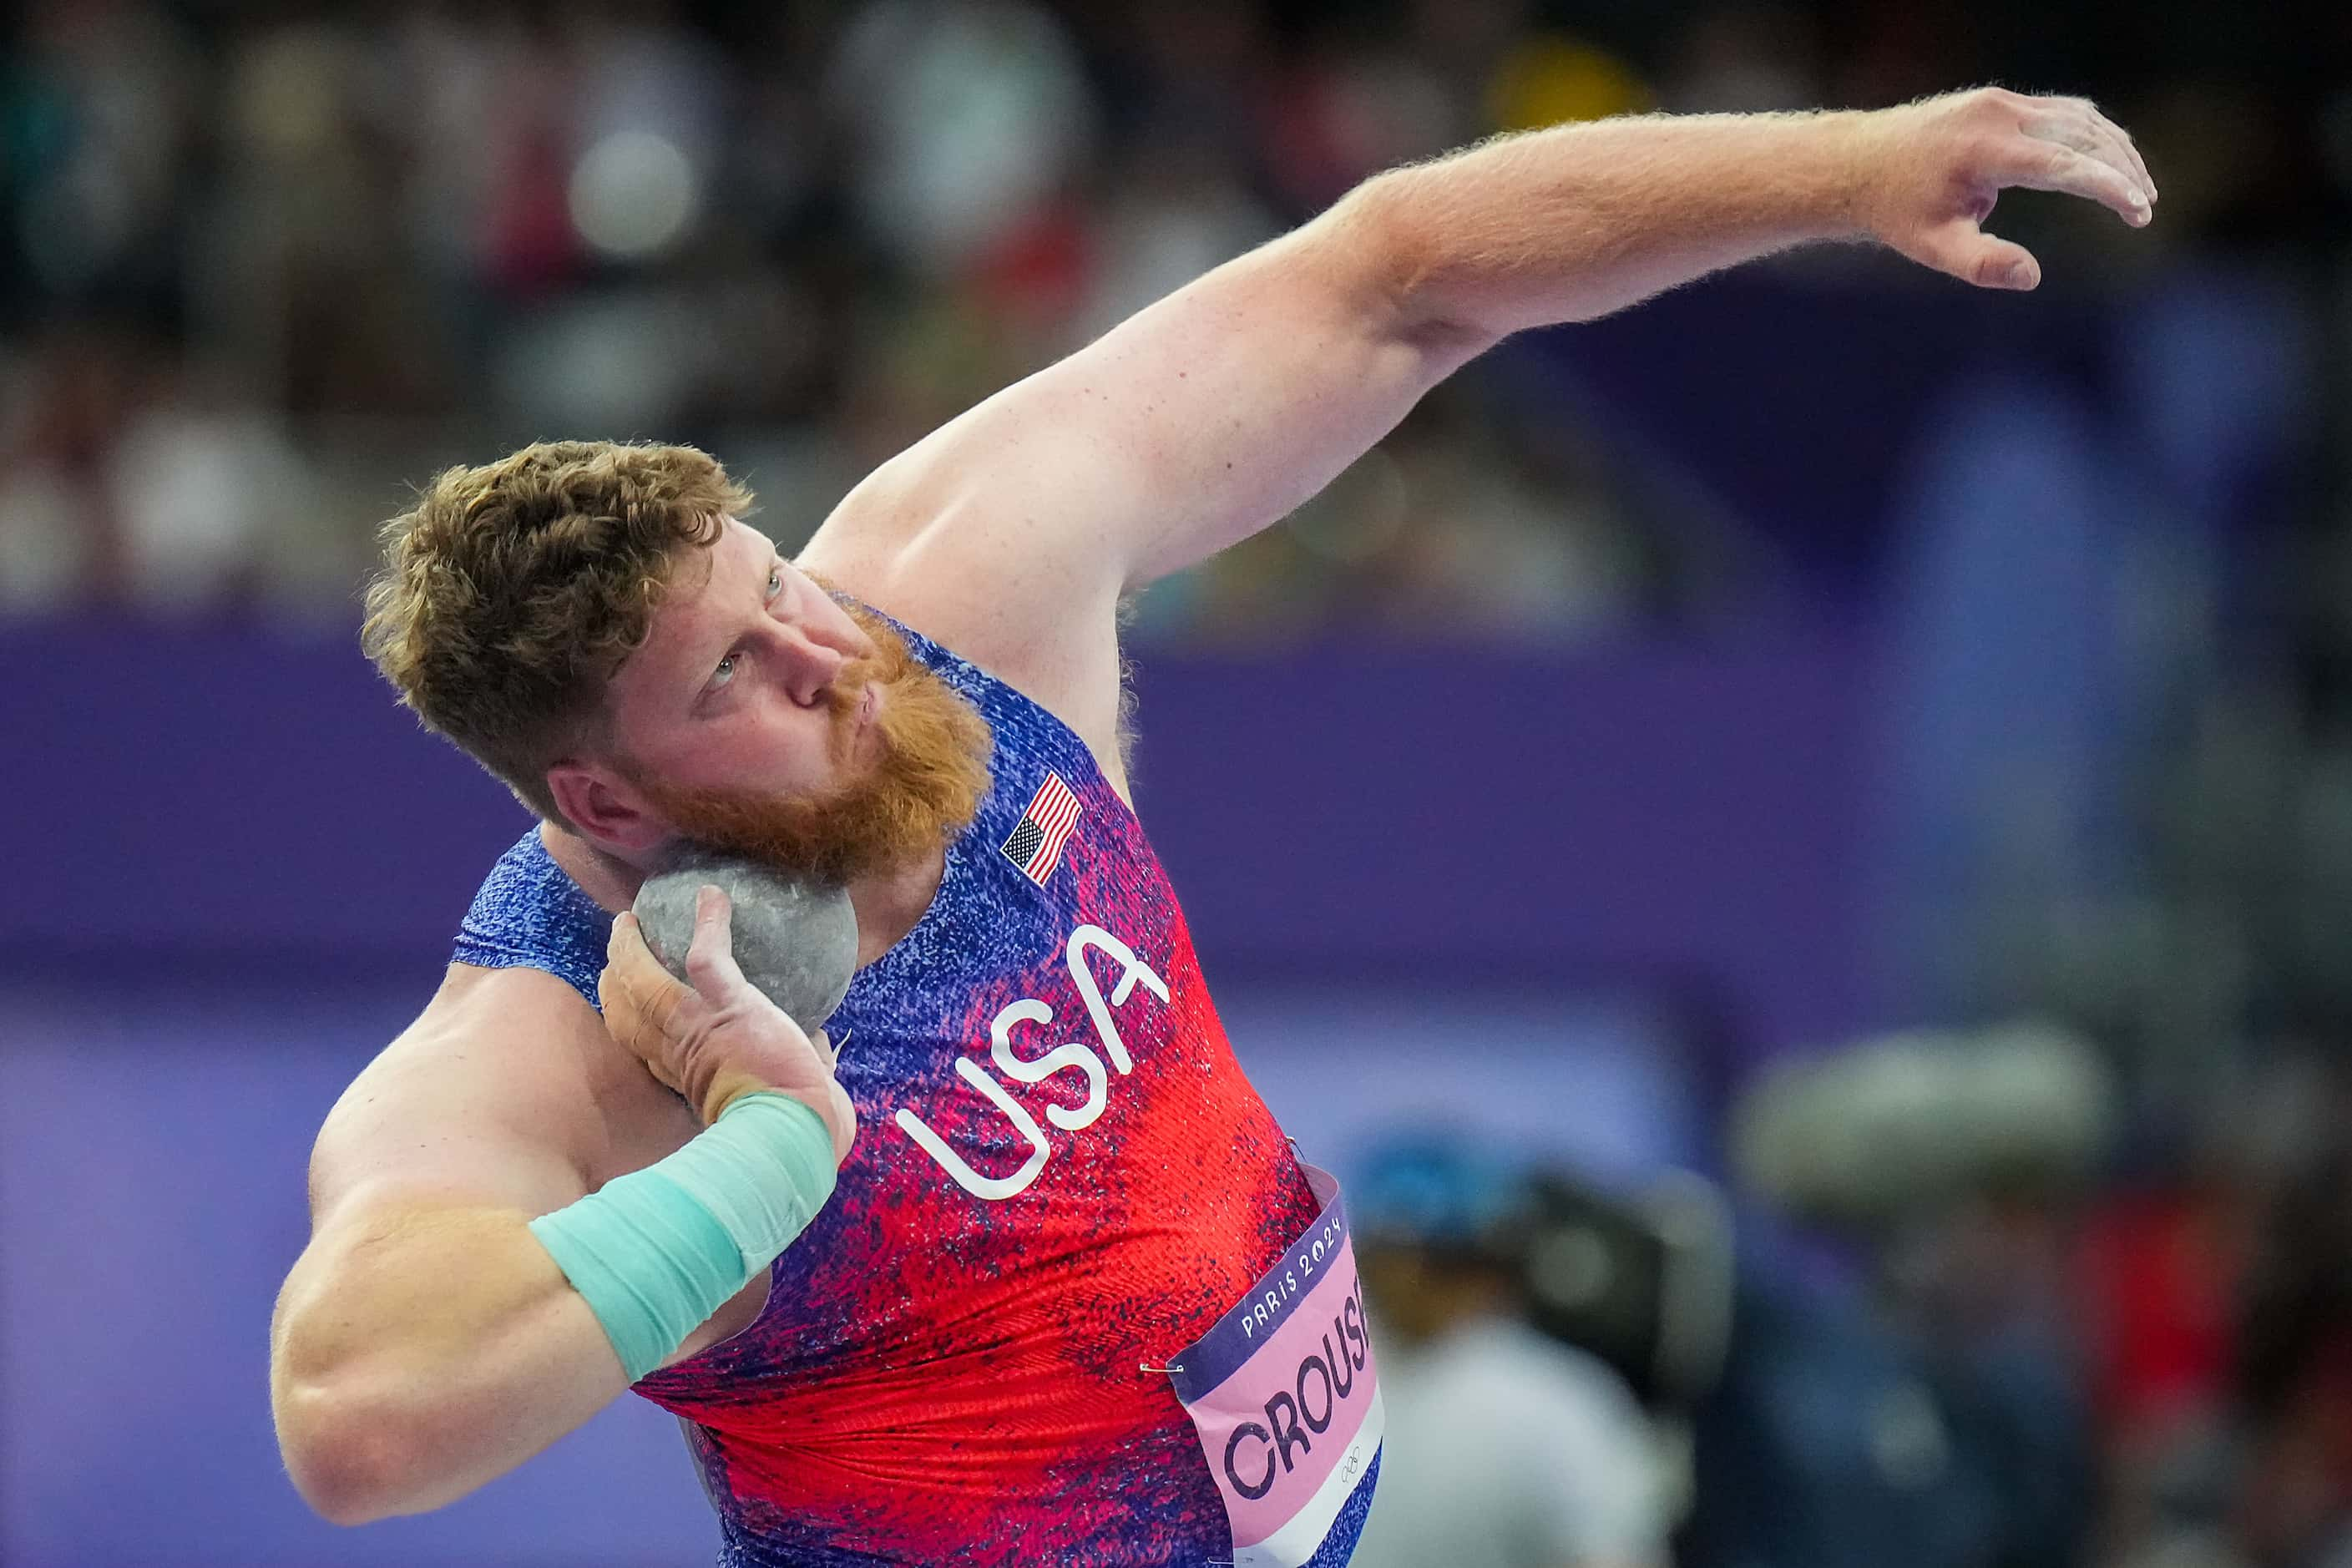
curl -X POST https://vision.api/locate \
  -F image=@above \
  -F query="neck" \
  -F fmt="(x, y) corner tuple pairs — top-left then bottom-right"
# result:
(842, 852), (949, 965)
(539, 822), (946, 970)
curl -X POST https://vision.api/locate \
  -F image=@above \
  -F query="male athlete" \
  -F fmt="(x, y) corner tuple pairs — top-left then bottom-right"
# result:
(270, 91), (2154, 1566)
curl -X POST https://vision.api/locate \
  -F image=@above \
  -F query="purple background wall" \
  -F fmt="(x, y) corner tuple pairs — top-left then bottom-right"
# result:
(1, 616), (1872, 1052)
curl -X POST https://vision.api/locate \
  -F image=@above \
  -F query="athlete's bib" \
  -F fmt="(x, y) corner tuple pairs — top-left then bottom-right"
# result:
(1168, 1167), (1383, 1566)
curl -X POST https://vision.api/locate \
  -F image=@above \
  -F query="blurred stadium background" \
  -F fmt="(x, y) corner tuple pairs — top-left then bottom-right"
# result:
(0, 1), (2342, 1565)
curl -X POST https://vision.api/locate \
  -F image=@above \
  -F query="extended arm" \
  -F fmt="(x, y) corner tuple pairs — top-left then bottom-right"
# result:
(802, 89), (2152, 760)
(1353, 90), (2148, 345)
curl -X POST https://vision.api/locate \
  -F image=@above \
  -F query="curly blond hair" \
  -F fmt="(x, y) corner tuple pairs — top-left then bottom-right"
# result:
(361, 440), (752, 822)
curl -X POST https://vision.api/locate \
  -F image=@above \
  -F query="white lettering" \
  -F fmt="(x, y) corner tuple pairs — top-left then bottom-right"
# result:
(1067, 924), (1169, 1075)
(989, 998), (1110, 1132)
(893, 1059), (1052, 1201)
(896, 918), (1174, 1201)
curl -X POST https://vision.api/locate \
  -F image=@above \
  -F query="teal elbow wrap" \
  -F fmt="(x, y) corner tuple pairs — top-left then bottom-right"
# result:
(529, 1169), (739, 1382)
(529, 1093), (840, 1383)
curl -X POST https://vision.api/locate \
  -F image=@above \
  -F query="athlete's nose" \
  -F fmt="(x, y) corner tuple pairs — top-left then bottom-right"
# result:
(766, 619), (849, 709)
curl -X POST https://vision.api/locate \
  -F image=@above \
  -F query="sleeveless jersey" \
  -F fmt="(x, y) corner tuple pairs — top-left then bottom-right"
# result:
(452, 615), (1380, 1566)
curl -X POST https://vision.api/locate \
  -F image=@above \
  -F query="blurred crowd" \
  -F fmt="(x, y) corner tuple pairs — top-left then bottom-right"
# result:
(15, 4), (2352, 1567)
(0, 0), (1655, 635)
(1350, 1019), (2352, 1568)
(2, 0), (2322, 641)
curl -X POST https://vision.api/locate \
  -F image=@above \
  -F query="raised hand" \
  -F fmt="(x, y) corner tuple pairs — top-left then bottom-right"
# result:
(1853, 87), (2155, 291)
(599, 886), (857, 1161)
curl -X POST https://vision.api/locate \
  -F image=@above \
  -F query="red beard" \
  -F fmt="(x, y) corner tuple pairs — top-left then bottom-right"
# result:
(630, 604), (994, 884)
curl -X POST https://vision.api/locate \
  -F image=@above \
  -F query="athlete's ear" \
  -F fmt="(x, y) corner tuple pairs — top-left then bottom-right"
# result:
(546, 761), (668, 854)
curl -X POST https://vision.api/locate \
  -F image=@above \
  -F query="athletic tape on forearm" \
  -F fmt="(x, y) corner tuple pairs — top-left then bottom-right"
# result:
(527, 1092), (839, 1382)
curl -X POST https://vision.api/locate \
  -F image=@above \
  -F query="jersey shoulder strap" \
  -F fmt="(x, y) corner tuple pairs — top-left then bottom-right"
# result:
(452, 830), (606, 1009)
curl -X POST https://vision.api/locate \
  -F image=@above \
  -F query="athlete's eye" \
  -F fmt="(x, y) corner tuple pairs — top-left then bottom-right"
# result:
(711, 651), (740, 690)
(766, 565), (784, 599)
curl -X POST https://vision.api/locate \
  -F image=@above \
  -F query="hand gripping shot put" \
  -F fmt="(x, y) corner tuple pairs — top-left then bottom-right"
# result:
(267, 89), (2156, 1567)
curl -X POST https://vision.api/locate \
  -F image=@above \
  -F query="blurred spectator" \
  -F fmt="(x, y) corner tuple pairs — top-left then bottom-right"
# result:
(1708, 1022), (2111, 1568)
(828, 0), (1094, 276)
(1349, 1132), (1672, 1568)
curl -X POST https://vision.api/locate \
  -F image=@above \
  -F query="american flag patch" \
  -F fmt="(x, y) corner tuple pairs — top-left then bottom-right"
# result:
(1000, 771), (1082, 886)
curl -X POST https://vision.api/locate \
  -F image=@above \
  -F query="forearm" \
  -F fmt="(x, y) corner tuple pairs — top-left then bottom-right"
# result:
(274, 1089), (836, 1524)
(1353, 109), (1874, 344)
(271, 1205), (631, 1522)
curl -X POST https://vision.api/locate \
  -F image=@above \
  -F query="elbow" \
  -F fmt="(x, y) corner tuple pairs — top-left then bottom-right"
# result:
(1327, 172), (1504, 364)
(276, 1381), (427, 1526)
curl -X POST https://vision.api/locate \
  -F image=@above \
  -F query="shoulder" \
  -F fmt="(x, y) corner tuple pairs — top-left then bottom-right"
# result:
(404, 960), (607, 1065)
(307, 964), (687, 1227)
